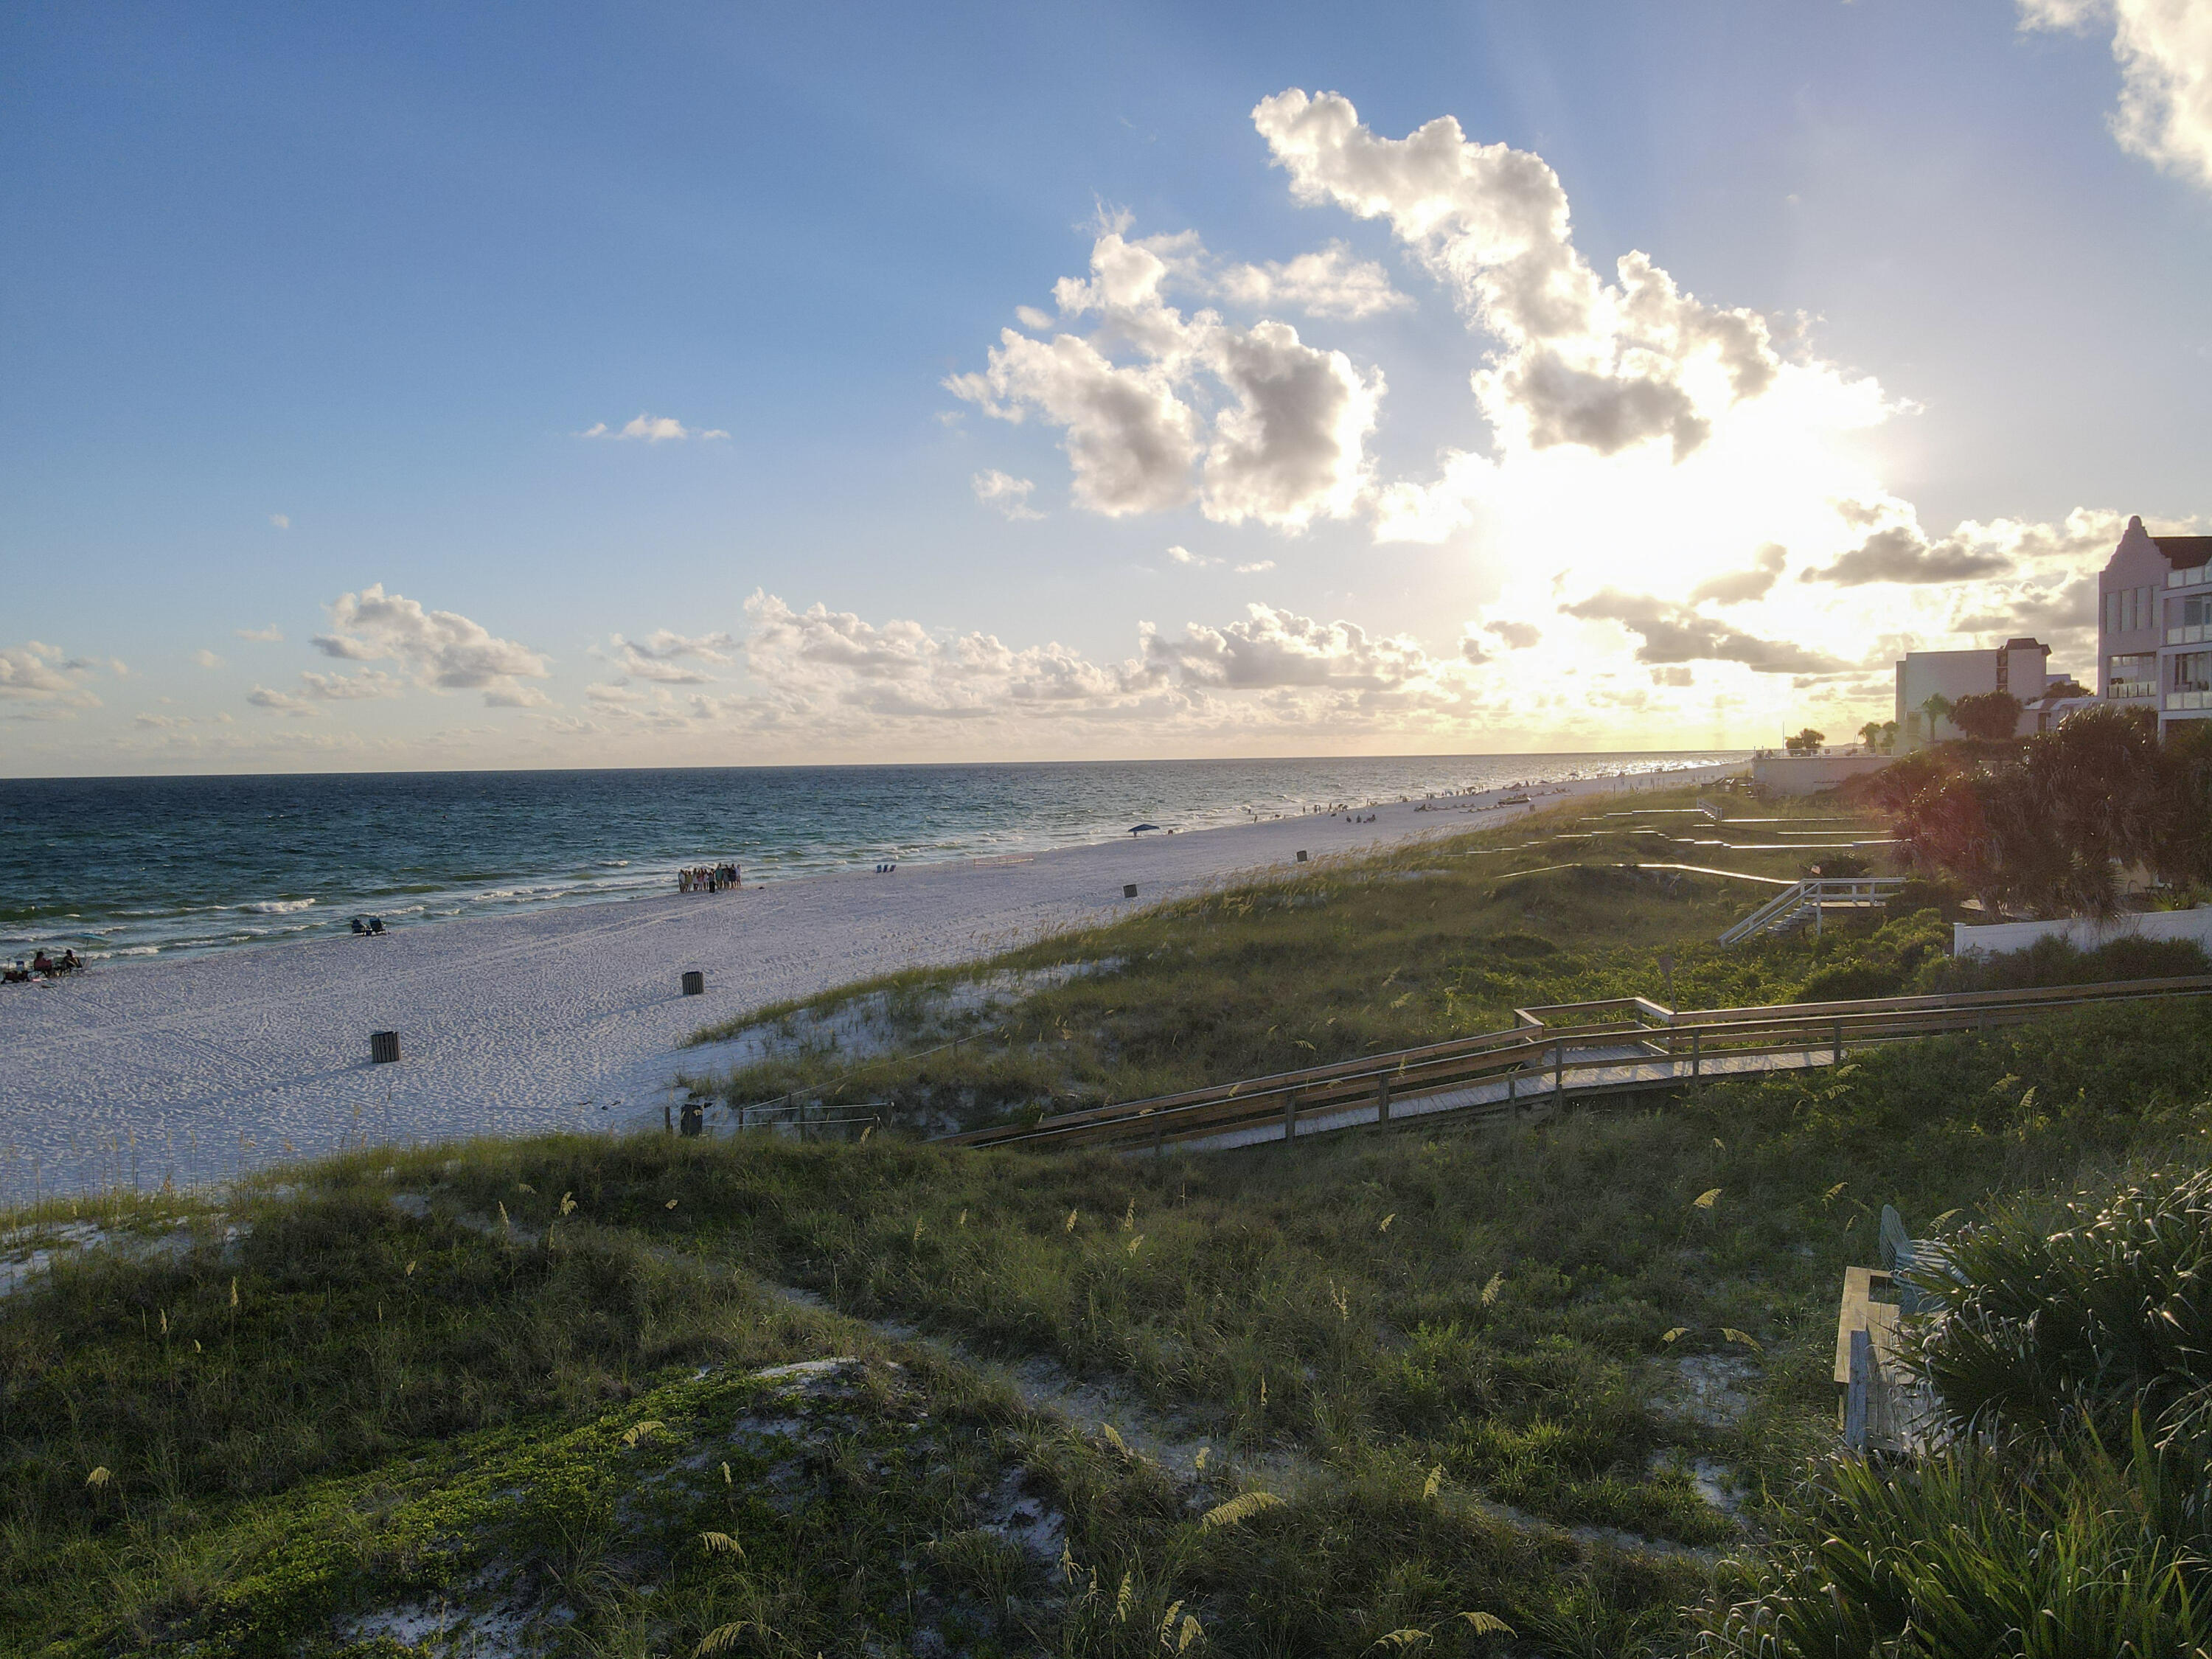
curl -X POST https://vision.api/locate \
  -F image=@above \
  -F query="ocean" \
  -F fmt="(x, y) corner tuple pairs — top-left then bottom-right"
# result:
(0, 752), (1742, 964)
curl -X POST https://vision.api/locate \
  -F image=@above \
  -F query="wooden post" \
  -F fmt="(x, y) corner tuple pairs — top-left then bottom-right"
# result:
(1552, 1041), (1565, 1106)
(1152, 1118), (1164, 1158)
(1375, 1077), (1391, 1125)
(1691, 1029), (1701, 1082)
(1833, 1018), (1844, 1065)
(1283, 1091), (1298, 1143)
(1844, 1327), (1871, 1450)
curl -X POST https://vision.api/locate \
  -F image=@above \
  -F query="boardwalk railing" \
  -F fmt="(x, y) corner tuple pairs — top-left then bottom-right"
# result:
(936, 975), (2212, 1155)
(1718, 876), (1911, 945)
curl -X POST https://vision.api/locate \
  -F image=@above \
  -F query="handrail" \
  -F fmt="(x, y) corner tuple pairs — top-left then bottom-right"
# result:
(935, 975), (2212, 1154)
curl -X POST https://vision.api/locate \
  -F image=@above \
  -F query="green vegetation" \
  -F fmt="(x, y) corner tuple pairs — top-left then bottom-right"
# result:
(8, 785), (2212, 1654)
(1704, 1166), (2212, 1655)
(1871, 702), (2212, 916)
(686, 787), (1938, 1132)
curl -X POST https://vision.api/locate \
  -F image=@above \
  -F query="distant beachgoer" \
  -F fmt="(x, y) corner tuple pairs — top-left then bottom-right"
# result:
(32, 950), (53, 975)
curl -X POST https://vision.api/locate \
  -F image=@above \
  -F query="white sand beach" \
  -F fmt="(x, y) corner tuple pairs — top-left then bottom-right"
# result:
(3, 763), (1743, 1203)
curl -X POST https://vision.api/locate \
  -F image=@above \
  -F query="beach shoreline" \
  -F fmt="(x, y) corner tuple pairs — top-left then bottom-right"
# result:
(2, 762), (1744, 1204)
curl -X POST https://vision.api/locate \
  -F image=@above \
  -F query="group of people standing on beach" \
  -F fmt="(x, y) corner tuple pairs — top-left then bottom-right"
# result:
(679, 863), (740, 894)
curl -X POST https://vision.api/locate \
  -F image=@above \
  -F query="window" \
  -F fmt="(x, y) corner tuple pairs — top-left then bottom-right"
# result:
(2109, 653), (2158, 699)
(2177, 652), (2212, 694)
(2170, 595), (2212, 645)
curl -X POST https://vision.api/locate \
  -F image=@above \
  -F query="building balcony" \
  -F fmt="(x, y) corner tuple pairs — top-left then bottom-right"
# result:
(2169, 564), (2212, 589)
(2167, 692), (2212, 712)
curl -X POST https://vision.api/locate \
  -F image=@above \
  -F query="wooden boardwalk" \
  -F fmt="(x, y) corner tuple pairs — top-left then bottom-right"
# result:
(937, 975), (2212, 1155)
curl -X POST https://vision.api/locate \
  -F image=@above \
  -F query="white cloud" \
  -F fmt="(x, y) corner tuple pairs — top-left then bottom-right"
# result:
(948, 324), (1201, 515)
(311, 583), (552, 707)
(1234, 560), (1276, 574)
(1253, 88), (1788, 464)
(973, 469), (1044, 520)
(235, 625), (284, 642)
(580, 413), (730, 442)
(246, 684), (317, 717)
(1202, 320), (1380, 527)
(949, 226), (1380, 528)
(1211, 240), (1413, 319)
(269, 513), (290, 530)
(299, 668), (403, 700)
(2022, 0), (2212, 190)
(0, 641), (102, 709)
(1166, 544), (1214, 566)
(597, 629), (737, 685)
(192, 648), (226, 669)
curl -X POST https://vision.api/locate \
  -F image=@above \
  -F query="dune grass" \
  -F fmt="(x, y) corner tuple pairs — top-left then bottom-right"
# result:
(10, 787), (2212, 1654)
(681, 787), (1925, 1130)
(13, 984), (2212, 1653)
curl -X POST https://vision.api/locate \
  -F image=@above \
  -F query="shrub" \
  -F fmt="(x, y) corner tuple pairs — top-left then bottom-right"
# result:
(1907, 1166), (2212, 1448)
(1914, 934), (2211, 996)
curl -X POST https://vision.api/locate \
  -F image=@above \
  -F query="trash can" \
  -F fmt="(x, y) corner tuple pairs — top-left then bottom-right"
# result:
(1123, 883), (1138, 899)
(681, 970), (704, 996)
(370, 1030), (402, 1065)
(1295, 850), (1308, 863)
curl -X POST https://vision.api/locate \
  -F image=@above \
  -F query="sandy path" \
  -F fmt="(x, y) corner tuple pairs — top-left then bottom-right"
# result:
(1, 763), (1741, 1203)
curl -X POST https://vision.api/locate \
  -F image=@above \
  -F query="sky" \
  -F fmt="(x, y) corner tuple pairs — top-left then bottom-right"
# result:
(3, 0), (2208, 776)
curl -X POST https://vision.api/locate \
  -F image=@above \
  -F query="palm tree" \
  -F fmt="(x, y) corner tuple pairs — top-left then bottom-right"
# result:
(1919, 693), (1953, 742)
(1858, 720), (1884, 753)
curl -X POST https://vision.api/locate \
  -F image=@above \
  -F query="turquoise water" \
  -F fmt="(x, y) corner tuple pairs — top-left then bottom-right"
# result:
(0, 752), (1742, 963)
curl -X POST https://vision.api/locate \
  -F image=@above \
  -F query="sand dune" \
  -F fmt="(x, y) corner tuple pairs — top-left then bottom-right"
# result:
(1, 764), (1742, 1203)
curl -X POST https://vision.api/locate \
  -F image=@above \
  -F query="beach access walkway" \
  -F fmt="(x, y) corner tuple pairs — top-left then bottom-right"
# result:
(941, 975), (2212, 1155)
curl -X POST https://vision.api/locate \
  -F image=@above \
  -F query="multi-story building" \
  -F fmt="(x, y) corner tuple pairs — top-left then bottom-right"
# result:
(2099, 515), (2212, 732)
(1893, 638), (2060, 749)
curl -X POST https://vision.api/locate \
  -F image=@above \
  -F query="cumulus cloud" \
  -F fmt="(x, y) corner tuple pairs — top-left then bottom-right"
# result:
(949, 226), (1380, 528)
(1690, 543), (1789, 605)
(1802, 526), (2016, 586)
(580, 413), (730, 442)
(1142, 605), (1439, 689)
(312, 583), (552, 706)
(1203, 320), (1380, 526)
(246, 684), (316, 717)
(973, 469), (1044, 520)
(0, 641), (102, 709)
(299, 668), (403, 700)
(1234, 560), (1276, 574)
(1209, 240), (1413, 319)
(1253, 88), (1784, 463)
(235, 625), (283, 642)
(1560, 589), (1851, 675)
(1166, 545), (1215, 566)
(1485, 619), (1543, 650)
(2022, 0), (2212, 190)
(948, 326), (1200, 515)
(192, 648), (226, 669)
(597, 629), (737, 685)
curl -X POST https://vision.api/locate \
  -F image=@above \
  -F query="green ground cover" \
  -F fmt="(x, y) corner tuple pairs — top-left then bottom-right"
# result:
(7, 786), (2212, 1655)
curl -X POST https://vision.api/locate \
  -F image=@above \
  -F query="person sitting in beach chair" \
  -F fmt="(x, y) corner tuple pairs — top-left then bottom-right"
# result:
(367, 917), (386, 935)
(2, 961), (29, 986)
(32, 950), (55, 976)
(57, 949), (80, 973)
(352, 917), (369, 935)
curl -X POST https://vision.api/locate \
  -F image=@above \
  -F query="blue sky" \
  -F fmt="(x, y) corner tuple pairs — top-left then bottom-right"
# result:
(4, 1), (2208, 773)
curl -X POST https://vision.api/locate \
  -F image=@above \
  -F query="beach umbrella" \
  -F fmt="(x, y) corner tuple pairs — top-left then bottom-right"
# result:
(1128, 823), (1160, 835)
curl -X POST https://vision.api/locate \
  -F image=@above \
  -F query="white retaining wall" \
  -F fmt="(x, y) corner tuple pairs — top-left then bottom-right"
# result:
(1954, 906), (2212, 957)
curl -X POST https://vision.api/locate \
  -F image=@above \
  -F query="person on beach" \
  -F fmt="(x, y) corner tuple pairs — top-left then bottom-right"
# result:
(32, 950), (54, 975)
